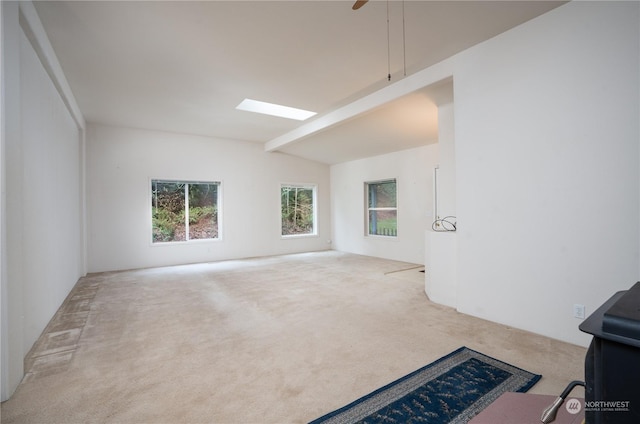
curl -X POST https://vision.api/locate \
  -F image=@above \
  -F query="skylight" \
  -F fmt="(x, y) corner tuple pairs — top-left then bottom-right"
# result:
(236, 98), (316, 121)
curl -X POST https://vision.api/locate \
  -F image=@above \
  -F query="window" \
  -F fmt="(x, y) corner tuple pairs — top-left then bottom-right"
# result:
(366, 179), (397, 237)
(281, 184), (316, 237)
(151, 180), (220, 243)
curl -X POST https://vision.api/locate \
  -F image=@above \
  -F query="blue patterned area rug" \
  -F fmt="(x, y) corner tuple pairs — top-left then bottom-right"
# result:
(309, 347), (541, 424)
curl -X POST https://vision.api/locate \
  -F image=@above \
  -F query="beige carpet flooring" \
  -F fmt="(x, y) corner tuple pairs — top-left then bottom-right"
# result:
(1, 251), (586, 423)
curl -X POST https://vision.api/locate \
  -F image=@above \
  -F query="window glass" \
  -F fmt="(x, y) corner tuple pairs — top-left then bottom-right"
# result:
(281, 184), (316, 236)
(368, 180), (397, 208)
(152, 180), (219, 243)
(366, 179), (397, 237)
(188, 183), (218, 240)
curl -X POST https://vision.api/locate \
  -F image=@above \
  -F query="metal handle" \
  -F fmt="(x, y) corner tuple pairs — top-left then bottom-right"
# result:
(540, 380), (585, 423)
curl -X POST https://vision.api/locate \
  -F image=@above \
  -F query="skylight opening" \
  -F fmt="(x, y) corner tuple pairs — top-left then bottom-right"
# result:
(236, 98), (316, 121)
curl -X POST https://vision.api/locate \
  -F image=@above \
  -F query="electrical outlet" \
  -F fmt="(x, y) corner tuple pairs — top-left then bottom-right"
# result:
(574, 304), (585, 319)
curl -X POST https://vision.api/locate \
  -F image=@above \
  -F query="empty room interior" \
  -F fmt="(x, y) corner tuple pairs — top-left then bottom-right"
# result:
(1, 1), (639, 423)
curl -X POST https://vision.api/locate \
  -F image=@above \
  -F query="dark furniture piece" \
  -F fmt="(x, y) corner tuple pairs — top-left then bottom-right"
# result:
(579, 281), (640, 424)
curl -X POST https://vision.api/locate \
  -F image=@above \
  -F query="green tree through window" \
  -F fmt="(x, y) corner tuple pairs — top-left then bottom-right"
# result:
(152, 180), (219, 243)
(366, 179), (397, 237)
(281, 184), (316, 236)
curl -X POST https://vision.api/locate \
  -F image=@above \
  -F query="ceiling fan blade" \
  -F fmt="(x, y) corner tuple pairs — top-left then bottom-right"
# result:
(352, 0), (368, 10)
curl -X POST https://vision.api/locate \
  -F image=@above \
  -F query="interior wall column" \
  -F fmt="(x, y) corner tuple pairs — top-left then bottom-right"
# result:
(425, 102), (457, 308)
(1, 0), (26, 402)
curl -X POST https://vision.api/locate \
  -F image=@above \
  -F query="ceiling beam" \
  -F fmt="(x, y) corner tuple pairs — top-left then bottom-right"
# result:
(264, 59), (454, 153)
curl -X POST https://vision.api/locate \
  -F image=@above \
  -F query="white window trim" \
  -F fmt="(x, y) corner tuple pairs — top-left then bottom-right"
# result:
(365, 178), (398, 238)
(280, 182), (318, 239)
(150, 178), (223, 245)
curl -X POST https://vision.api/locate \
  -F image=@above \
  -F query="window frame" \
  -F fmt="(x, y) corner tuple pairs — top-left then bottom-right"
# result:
(150, 178), (222, 244)
(365, 178), (398, 238)
(280, 183), (318, 238)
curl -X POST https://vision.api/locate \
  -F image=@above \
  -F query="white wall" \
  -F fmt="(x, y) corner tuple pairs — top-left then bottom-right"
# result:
(425, 102), (457, 307)
(86, 124), (331, 272)
(454, 1), (639, 346)
(1, 1), (86, 400)
(331, 144), (438, 265)
(434, 102), (456, 220)
(19, 28), (83, 349)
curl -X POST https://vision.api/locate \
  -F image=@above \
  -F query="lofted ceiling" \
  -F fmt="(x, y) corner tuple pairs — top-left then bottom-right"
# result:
(33, 1), (565, 164)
